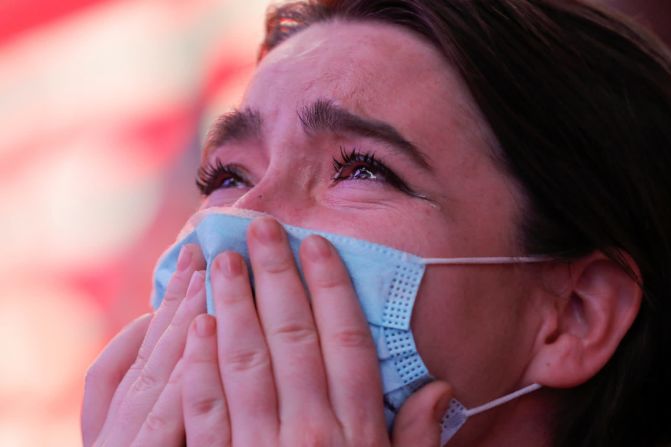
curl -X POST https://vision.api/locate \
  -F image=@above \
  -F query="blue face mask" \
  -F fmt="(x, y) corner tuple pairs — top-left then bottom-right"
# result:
(151, 207), (544, 444)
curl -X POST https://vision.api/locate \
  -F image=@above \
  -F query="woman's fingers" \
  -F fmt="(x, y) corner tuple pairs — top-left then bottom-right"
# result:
(182, 314), (230, 447)
(130, 362), (186, 447)
(102, 269), (207, 446)
(392, 381), (452, 447)
(100, 244), (205, 437)
(248, 218), (331, 423)
(211, 250), (278, 445)
(82, 313), (151, 447)
(299, 235), (387, 440)
(210, 219), (392, 445)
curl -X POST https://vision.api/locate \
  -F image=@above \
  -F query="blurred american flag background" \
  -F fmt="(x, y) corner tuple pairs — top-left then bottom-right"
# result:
(0, 1), (667, 446)
(0, 0), (268, 444)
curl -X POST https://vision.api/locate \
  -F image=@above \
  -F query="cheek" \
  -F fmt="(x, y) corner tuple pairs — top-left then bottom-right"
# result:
(411, 266), (537, 403)
(303, 205), (439, 254)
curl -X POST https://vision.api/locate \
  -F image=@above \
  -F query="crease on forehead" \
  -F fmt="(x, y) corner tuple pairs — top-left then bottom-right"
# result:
(254, 24), (374, 102)
(245, 18), (500, 164)
(316, 22), (496, 150)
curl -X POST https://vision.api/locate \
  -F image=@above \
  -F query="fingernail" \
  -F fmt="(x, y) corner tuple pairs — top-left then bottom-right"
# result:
(194, 314), (215, 337)
(213, 252), (243, 278)
(177, 246), (192, 271)
(186, 271), (204, 298)
(304, 236), (331, 261)
(223, 252), (243, 277)
(252, 217), (282, 243)
(434, 391), (453, 422)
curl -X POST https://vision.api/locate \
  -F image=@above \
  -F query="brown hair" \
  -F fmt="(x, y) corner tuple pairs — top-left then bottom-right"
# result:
(259, 1), (671, 445)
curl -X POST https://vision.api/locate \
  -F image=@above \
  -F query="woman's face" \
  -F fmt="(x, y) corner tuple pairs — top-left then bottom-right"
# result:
(199, 21), (542, 410)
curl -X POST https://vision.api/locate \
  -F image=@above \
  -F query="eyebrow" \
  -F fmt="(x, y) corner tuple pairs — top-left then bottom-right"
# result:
(298, 99), (431, 169)
(203, 108), (262, 157)
(203, 99), (431, 170)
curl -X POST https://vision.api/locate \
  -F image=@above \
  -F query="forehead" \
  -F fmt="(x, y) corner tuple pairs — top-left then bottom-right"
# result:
(256, 20), (444, 96)
(242, 20), (490, 158)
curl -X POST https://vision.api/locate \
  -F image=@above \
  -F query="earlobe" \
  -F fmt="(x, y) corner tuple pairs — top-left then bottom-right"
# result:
(524, 251), (642, 388)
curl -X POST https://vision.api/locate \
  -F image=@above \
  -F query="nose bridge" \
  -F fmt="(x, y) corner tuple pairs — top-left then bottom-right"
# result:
(231, 112), (316, 223)
(231, 163), (311, 224)
(232, 181), (276, 216)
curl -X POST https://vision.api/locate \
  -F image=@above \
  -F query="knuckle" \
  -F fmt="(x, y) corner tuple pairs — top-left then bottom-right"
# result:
(258, 255), (294, 275)
(163, 280), (186, 301)
(310, 272), (346, 290)
(144, 412), (166, 432)
(125, 359), (145, 380)
(221, 347), (270, 373)
(164, 275), (191, 301)
(183, 347), (217, 364)
(283, 425), (331, 447)
(132, 371), (159, 393)
(331, 328), (373, 350)
(186, 396), (223, 416)
(218, 291), (249, 305)
(132, 349), (150, 369)
(192, 432), (227, 446)
(162, 291), (182, 302)
(272, 322), (319, 345)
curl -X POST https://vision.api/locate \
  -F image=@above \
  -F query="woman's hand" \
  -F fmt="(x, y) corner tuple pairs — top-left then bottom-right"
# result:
(179, 217), (453, 446)
(81, 244), (207, 447)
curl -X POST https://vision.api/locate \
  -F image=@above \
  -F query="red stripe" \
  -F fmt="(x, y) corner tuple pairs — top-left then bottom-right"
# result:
(0, 0), (113, 45)
(0, 106), (198, 181)
(199, 56), (254, 104)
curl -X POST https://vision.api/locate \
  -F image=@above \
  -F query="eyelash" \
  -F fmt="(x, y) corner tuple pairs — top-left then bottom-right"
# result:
(331, 147), (414, 194)
(195, 147), (418, 197)
(196, 160), (250, 196)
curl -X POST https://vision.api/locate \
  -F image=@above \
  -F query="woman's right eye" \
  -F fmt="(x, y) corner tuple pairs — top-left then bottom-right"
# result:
(195, 160), (252, 196)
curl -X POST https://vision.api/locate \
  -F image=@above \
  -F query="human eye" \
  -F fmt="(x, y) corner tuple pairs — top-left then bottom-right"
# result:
(331, 147), (419, 196)
(195, 160), (252, 196)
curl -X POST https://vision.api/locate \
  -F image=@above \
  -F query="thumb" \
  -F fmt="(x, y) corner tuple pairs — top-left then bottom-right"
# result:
(391, 381), (452, 447)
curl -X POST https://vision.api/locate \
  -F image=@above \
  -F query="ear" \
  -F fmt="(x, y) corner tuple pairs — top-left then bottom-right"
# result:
(524, 251), (642, 388)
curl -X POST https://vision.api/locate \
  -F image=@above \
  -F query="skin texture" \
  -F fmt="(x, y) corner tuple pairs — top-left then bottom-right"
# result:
(200, 20), (548, 445)
(82, 19), (643, 447)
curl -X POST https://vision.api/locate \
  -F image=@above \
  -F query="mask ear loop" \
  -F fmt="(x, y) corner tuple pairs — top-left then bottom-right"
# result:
(422, 256), (552, 265)
(464, 383), (543, 417)
(438, 384), (542, 446)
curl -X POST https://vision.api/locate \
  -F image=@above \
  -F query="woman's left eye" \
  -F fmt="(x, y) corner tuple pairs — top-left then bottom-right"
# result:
(332, 148), (387, 183)
(332, 148), (425, 198)
(334, 162), (381, 182)
(349, 165), (378, 180)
